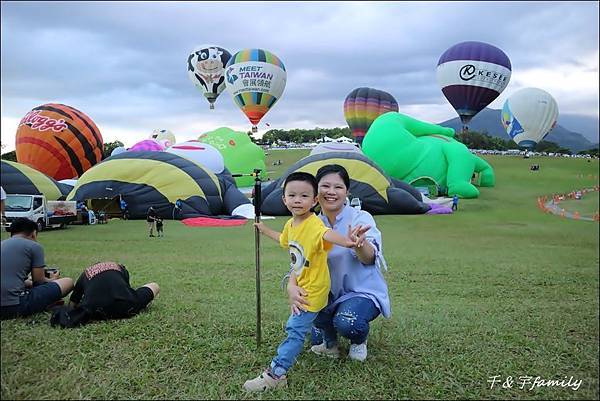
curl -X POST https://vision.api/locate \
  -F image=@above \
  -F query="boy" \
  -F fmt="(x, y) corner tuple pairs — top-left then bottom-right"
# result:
(156, 217), (164, 237)
(243, 172), (360, 392)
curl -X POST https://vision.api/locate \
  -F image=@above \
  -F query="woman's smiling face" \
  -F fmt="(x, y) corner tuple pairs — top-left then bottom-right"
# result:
(317, 172), (348, 214)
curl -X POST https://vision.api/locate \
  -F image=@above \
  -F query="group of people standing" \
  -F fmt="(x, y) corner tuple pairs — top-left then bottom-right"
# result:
(146, 206), (164, 237)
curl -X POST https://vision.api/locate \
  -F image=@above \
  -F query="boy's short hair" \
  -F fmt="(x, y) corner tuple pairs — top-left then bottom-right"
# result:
(283, 172), (318, 196)
(9, 217), (38, 236)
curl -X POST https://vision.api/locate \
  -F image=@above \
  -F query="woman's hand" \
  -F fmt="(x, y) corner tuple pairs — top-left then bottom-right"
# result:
(348, 224), (371, 248)
(287, 283), (310, 315)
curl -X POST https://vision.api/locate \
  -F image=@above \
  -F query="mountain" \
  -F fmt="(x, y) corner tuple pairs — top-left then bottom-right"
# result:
(438, 108), (597, 152)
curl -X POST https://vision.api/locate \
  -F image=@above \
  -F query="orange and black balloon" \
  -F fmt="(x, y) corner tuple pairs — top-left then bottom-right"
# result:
(15, 103), (103, 180)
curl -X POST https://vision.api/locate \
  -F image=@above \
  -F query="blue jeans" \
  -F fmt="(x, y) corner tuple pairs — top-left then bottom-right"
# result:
(270, 310), (317, 378)
(0, 282), (62, 319)
(312, 297), (380, 346)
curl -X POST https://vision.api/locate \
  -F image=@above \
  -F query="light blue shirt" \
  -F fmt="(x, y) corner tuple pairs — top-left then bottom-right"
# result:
(318, 205), (391, 318)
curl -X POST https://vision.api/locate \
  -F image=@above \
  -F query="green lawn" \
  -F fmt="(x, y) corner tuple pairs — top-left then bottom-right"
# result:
(1, 154), (598, 400)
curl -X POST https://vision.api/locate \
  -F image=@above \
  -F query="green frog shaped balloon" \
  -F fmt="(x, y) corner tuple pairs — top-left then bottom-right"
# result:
(362, 112), (495, 198)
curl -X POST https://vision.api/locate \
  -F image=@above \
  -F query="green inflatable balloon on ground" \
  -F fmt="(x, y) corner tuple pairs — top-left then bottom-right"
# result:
(362, 112), (495, 198)
(199, 127), (268, 187)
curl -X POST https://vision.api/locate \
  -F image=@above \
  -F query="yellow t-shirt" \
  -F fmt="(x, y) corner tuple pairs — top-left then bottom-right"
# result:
(280, 213), (333, 312)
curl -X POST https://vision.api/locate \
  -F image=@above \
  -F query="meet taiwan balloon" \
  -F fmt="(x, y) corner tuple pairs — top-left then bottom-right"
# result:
(15, 103), (104, 180)
(501, 88), (558, 149)
(437, 41), (511, 130)
(344, 87), (398, 145)
(187, 45), (232, 109)
(225, 48), (287, 133)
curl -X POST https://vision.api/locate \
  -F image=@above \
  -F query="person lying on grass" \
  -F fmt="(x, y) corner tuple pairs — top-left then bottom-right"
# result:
(50, 261), (159, 328)
(244, 171), (369, 392)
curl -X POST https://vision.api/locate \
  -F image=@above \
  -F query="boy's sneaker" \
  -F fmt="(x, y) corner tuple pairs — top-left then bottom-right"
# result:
(348, 341), (367, 362)
(243, 370), (287, 392)
(310, 342), (340, 359)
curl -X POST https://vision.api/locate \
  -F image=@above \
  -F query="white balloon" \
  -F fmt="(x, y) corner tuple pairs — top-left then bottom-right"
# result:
(150, 129), (176, 147)
(110, 146), (127, 156)
(166, 141), (225, 173)
(501, 88), (558, 148)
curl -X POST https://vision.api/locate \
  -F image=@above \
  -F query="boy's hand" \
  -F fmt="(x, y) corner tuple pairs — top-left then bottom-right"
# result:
(253, 222), (266, 233)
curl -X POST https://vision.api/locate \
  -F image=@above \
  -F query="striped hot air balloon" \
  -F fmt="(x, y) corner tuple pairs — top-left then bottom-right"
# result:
(344, 87), (399, 145)
(437, 41), (511, 130)
(67, 152), (250, 219)
(15, 104), (104, 181)
(225, 49), (286, 133)
(1, 160), (71, 200)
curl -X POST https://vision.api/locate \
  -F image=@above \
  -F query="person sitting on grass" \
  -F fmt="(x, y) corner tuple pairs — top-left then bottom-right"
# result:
(1, 218), (74, 320)
(243, 172), (364, 392)
(50, 261), (159, 328)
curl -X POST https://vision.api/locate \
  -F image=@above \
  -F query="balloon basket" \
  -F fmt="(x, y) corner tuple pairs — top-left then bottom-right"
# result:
(251, 126), (258, 133)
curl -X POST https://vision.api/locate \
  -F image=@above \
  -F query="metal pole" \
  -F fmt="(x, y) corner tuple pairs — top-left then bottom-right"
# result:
(233, 169), (263, 347)
(253, 169), (262, 347)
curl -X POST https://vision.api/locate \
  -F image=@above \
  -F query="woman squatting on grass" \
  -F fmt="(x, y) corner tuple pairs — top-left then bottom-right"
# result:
(304, 164), (391, 362)
(244, 171), (367, 392)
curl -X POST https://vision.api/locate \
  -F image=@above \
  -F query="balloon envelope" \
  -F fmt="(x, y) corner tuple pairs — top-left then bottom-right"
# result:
(15, 103), (103, 180)
(129, 139), (165, 152)
(187, 45), (232, 109)
(198, 127), (267, 187)
(501, 88), (558, 149)
(111, 146), (127, 156)
(166, 141), (225, 174)
(225, 49), (286, 129)
(437, 41), (511, 125)
(344, 87), (398, 145)
(150, 129), (176, 147)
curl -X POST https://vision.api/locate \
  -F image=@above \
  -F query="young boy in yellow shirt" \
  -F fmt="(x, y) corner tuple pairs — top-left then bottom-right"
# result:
(244, 171), (360, 392)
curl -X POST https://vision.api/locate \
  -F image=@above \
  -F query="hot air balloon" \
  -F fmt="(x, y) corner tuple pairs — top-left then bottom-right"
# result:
(128, 139), (165, 152)
(343, 87), (398, 145)
(165, 141), (225, 174)
(501, 88), (558, 149)
(437, 41), (511, 131)
(187, 45), (232, 109)
(15, 103), (104, 180)
(150, 129), (176, 148)
(225, 48), (287, 133)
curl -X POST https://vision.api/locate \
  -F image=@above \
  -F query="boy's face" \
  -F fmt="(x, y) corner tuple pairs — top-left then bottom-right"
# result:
(282, 180), (317, 218)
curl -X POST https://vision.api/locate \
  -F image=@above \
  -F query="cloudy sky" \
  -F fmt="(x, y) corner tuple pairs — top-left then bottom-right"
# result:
(1, 1), (598, 151)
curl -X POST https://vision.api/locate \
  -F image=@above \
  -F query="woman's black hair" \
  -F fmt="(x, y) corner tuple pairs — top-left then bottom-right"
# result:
(315, 164), (350, 189)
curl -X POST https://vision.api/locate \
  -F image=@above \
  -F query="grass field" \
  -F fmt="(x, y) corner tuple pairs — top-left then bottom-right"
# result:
(1, 154), (599, 400)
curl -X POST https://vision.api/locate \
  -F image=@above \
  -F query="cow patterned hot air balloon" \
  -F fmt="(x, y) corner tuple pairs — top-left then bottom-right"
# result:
(187, 45), (232, 109)
(15, 103), (103, 181)
(344, 87), (399, 145)
(437, 41), (511, 130)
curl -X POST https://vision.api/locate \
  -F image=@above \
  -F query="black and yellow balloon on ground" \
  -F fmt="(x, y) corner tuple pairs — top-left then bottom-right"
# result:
(260, 152), (431, 215)
(67, 152), (250, 219)
(1, 160), (71, 200)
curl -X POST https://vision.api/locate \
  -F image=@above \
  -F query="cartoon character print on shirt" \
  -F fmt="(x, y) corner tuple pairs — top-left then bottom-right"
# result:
(288, 240), (309, 276)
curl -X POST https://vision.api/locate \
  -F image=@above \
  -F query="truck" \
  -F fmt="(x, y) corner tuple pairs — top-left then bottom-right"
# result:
(4, 194), (77, 232)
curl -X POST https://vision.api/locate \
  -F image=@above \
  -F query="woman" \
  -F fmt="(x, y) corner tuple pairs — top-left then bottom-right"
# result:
(287, 164), (390, 362)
